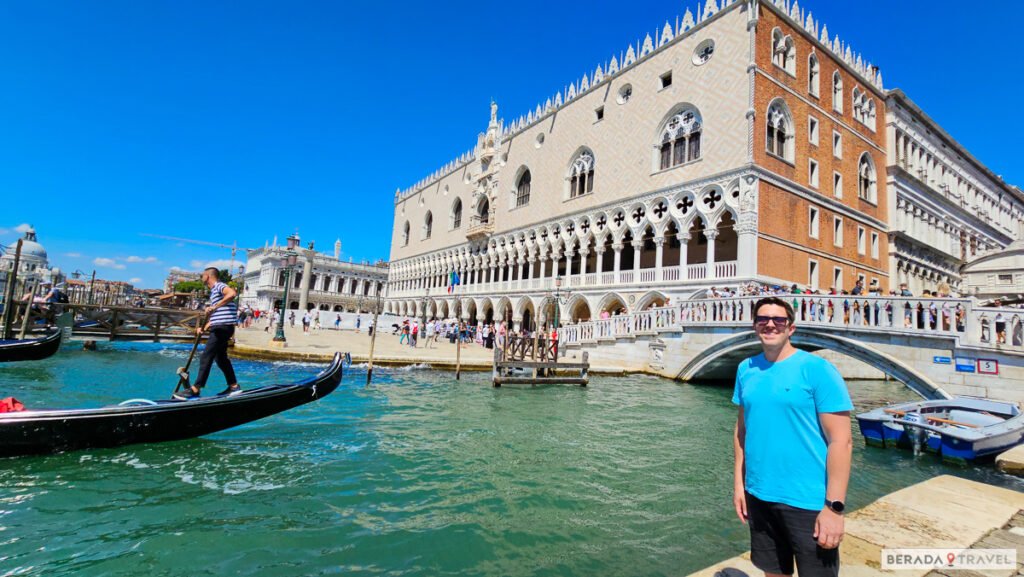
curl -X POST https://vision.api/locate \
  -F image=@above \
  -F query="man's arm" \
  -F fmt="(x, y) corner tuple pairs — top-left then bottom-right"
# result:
(815, 411), (852, 549)
(733, 407), (747, 523)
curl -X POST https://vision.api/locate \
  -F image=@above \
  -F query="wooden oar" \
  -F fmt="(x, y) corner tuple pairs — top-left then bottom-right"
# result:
(172, 313), (206, 397)
(884, 408), (980, 428)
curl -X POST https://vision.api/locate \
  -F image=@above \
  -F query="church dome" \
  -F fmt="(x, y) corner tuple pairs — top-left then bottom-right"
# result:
(4, 228), (47, 262)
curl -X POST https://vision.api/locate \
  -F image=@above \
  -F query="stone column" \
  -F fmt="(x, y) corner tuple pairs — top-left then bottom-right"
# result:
(654, 237), (664, 281)
(528, 256), (536, 281)
(297, 252), (313, 311)
(705, 229), (719, 279)
(631, 241), (643, 280)
(679, 234), (690, 271)
(595, 247), (605, 278)
(613, 243), (623, 282)
(579, 249), (589, 282)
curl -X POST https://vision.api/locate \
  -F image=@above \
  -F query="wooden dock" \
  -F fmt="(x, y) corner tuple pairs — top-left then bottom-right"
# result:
(492, 335), (589, 387)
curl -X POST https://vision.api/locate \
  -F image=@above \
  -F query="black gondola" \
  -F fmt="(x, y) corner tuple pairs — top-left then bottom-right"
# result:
(0, 352), (344, 458)
(0, 330), (62, 363)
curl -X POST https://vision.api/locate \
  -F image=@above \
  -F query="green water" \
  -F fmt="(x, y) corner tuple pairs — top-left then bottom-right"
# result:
(1, 343), (1022, 576)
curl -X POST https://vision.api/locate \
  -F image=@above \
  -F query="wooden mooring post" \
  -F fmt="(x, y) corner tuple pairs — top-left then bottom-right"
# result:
(492, 334), (588, 387)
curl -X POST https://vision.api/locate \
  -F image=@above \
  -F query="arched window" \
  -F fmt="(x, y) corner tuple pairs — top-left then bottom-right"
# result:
(765, 99), (793, 161)
(808, 54), (820, 96)
(772, 28), (795, 75)
(516, 170), (531, 207)
(451, 198), (462, 229)
(771, 28), (785, 68)
(832, 72), (843, 113)
(569, 150), (595, 198)
(852, 87), (862, 123)
(424, 211), (433, 239)
(402, 221), (410, 246)
(858, 153), (877, 203)
(659, 108), (702, 170)
(477, 197), (490, 223)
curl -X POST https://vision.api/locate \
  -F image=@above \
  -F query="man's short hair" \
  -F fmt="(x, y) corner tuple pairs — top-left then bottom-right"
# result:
(753, 296), (795, 324)
(203, 267), (220, 280)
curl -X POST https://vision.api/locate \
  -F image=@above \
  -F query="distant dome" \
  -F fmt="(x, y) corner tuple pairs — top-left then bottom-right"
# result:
(4, 228), (47, 262)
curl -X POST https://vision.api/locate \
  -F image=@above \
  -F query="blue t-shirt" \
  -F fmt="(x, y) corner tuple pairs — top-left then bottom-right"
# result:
(732, 349), (852, 511)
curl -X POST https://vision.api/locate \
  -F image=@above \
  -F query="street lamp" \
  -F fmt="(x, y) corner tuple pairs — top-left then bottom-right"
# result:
(420, 287), (430, 347)
(272, 235), (300, 345)
(550, 275), (572, 331)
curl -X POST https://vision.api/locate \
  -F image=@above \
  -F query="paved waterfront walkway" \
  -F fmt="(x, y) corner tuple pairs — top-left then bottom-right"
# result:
(232, 323), (620, 371)
(233, 324), (495, 367)
(688, 475), (1024, 576)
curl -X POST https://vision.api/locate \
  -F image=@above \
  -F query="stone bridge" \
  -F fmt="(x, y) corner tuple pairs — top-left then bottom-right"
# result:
(559, 295), (1024, 402)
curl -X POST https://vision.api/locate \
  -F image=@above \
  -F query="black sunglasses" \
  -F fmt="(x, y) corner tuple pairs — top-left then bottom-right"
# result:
(754, 315), (790, 327)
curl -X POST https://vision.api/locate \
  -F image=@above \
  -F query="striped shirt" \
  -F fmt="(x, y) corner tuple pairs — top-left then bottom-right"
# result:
(208, 282), (237, 326)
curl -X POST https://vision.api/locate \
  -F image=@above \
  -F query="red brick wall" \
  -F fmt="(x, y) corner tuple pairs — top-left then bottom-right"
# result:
(753, 3), (888, 291)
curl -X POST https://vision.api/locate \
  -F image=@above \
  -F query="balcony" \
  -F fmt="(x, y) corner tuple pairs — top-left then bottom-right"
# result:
(466, 215), (494, 241)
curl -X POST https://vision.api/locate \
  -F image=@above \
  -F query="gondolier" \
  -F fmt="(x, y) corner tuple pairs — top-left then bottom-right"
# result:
(174, 268), (241, 400)
(732, 296), (853, 576)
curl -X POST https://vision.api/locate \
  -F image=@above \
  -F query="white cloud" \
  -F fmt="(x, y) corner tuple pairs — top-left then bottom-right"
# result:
(93, 257), (126, 270)
(189, 260), (205, 269)
(14, 223), (31, 234)
(129, 277), (143, 284)
(64, 252), (82, 258)
(169, 266), (187, 273)
(126, 255), (159, 263)
(203, 259), (235, 270)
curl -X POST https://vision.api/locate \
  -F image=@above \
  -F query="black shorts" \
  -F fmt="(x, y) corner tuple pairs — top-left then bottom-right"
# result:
(746, 492), (839, 576)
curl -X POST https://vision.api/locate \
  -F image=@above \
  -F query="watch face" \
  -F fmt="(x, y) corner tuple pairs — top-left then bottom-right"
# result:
(830, 500), (845, 513)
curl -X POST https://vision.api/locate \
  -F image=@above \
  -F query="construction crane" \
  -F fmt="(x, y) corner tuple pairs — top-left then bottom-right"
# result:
(141, 233), (255, 275)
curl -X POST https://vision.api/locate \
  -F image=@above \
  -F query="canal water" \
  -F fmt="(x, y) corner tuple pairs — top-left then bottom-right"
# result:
(2, 343), (1022, 576)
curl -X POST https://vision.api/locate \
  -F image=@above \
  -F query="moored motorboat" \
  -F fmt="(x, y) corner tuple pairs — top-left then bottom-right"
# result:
(0, 330), (62, 363)
(856, 397), (1024, 463)
(0, 351), (344, 458)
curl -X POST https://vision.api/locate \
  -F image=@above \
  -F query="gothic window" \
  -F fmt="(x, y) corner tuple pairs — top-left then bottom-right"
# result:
(402, 221), (410, 246)
(516, 170), (532, 207)
(569, 150), (595, 198)
(771, 28), (784, 68)
(858, 153), (877, 203)
(477, 197), (490, 223)
(765, 99), (793, 162)
(424, 211), (433, 239)
(693, 39), (715, 65)
(451, 198), (462, 229)
(808, 54), (820, 96)
(852, 87), (862, 122)
(771, 28), (796, 75)
(832, 72), (843, 113)
(658, 108), (703, 170)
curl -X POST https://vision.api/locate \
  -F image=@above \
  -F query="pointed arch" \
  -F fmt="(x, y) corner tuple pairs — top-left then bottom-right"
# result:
(657, 104), (703, 170)
(567, 148), (596, 198)
(858, 152), (877, 203)
(596, 292), (629, 316)
(450, 197), (463, 229)
(808, 53), (820, 96)
(832, 71), (844, 113)
(636, 290), (669, 311)
(765, 98), (794, 162)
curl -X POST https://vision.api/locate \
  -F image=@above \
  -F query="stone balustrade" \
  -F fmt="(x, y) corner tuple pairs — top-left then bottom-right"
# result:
(559, 295), (1024, 354)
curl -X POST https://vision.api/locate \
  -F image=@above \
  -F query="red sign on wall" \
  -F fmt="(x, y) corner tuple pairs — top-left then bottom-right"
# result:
(977, 359), (999, 375)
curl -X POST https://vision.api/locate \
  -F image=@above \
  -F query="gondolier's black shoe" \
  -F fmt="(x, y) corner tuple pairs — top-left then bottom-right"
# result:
(217, 384), (242, 397)
(172, 386), (201, 401)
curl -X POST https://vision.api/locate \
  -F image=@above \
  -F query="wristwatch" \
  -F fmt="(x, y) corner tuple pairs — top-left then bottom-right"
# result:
(825, 499), (845, 514)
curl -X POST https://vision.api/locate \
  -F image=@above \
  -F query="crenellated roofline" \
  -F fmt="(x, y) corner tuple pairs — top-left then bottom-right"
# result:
(394, 0), (885, 204)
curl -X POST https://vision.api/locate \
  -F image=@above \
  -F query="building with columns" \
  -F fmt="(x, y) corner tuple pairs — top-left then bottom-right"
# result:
(886, 91), (1024, 295)
(240, 235), (388, 313)
(385, 0), (1021, 329)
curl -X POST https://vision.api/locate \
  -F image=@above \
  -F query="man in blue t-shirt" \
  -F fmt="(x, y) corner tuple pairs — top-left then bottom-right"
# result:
(732, 297), (853, 576)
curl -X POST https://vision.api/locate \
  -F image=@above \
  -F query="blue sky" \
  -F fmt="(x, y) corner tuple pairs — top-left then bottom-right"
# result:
(2, 0), (1022, 288)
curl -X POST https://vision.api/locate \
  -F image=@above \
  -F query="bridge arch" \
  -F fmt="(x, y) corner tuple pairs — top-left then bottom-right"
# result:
(677, 329), (951, 400)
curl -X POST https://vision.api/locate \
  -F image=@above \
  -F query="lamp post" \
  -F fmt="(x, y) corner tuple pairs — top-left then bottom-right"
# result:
(420, 287), (430, 347)
(272, 235), (300, 346)
(551, 275), (572, 331)
(366, 280), (384, 385)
